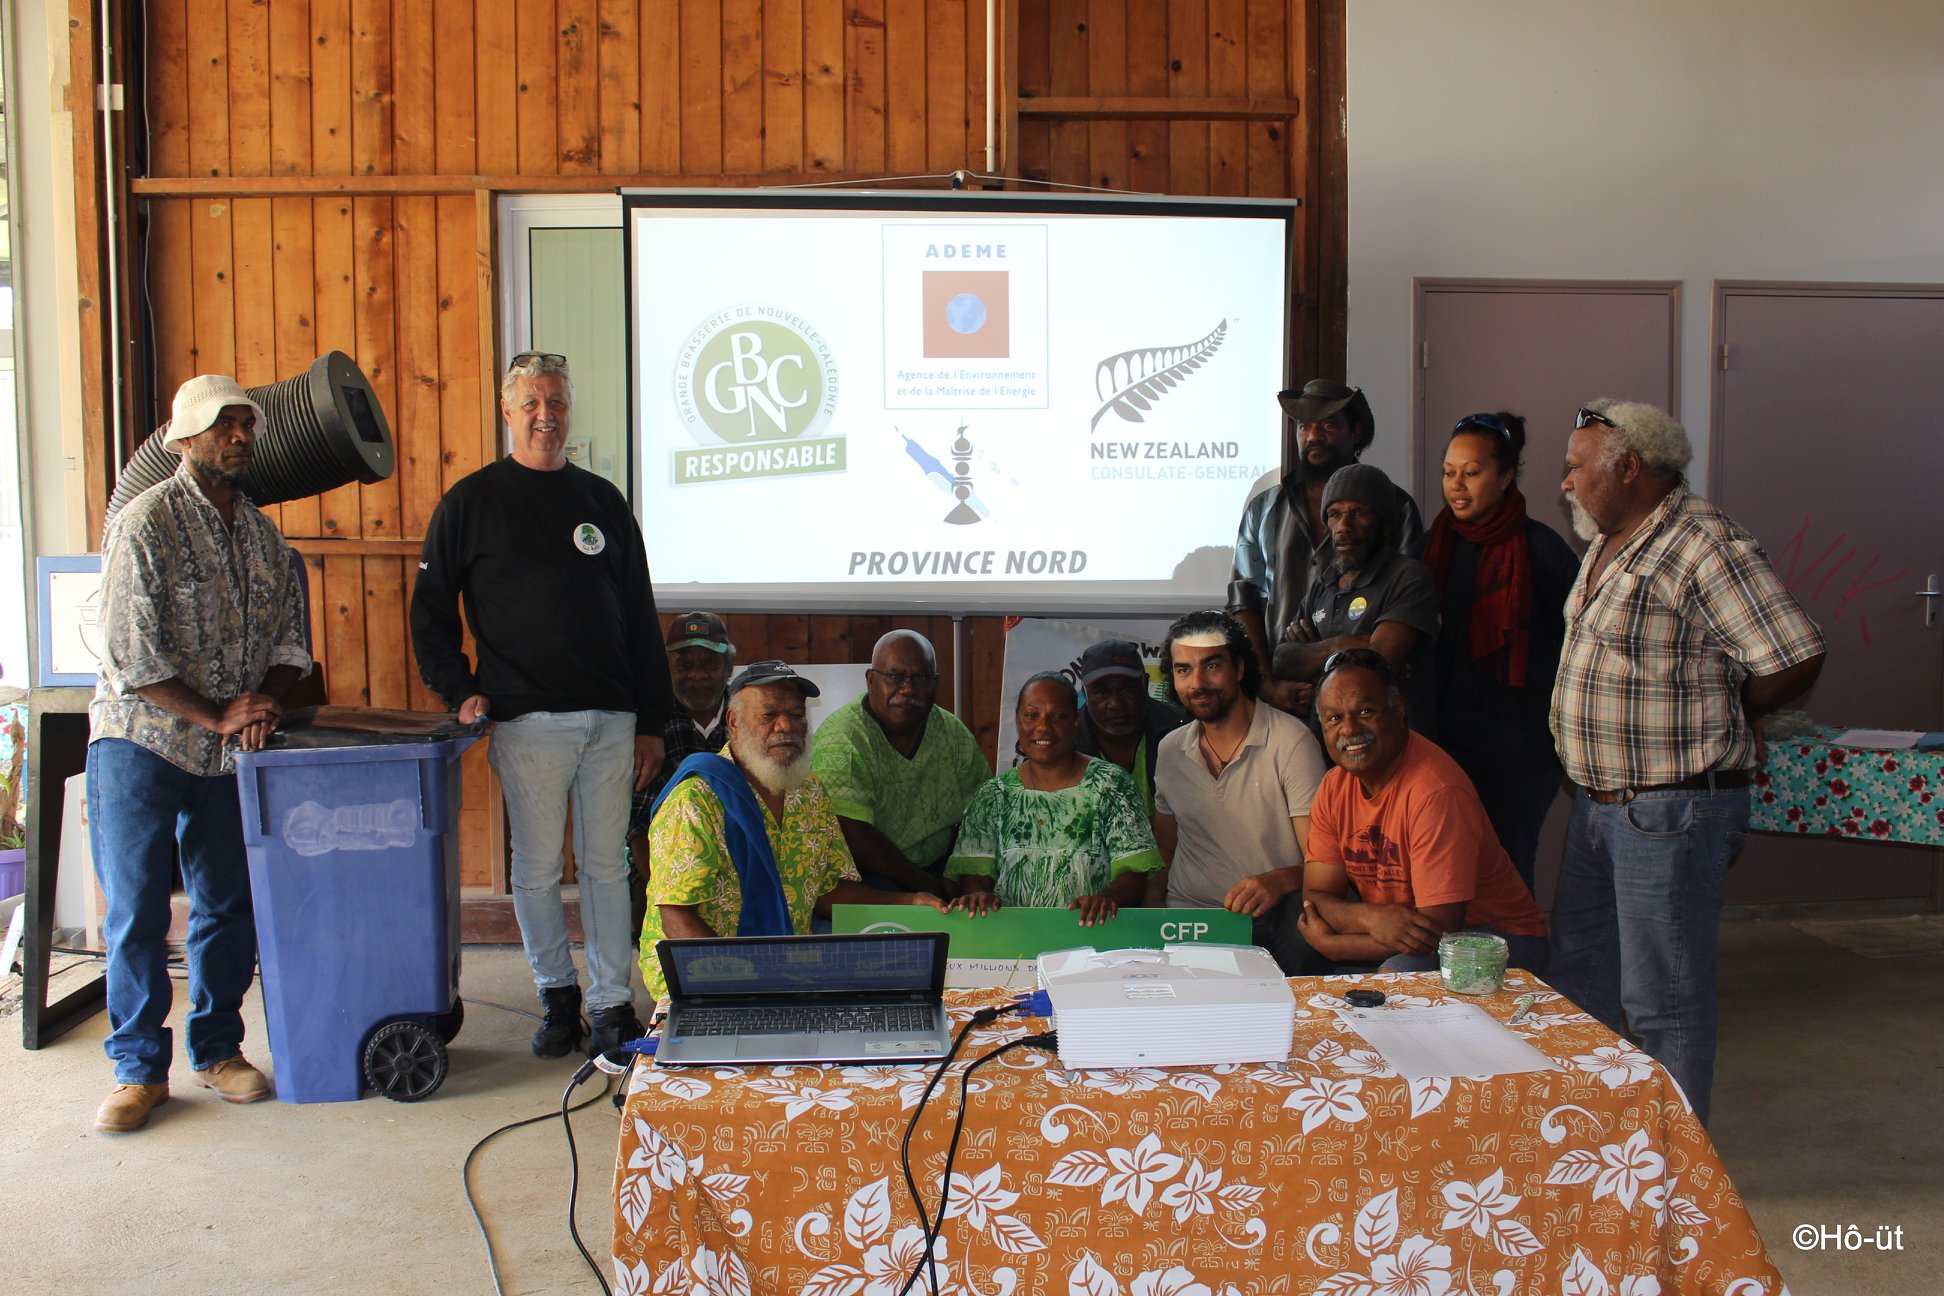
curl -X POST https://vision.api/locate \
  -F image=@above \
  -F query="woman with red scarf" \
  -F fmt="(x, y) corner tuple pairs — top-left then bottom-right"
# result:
(1416, 412), (1578, 891)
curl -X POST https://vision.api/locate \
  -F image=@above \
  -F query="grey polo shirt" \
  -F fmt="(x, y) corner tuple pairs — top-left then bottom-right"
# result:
(1153, 700), (1328, 909)
(1301, 546), (1441, 737)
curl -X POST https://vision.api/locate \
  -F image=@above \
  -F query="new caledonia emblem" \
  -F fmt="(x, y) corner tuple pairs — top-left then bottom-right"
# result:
(671, 304), (845, 485)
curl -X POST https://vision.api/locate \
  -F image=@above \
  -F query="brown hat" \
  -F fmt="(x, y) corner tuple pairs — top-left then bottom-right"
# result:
(1277, 380), (1372, 430)
(666, 612), (732, 654)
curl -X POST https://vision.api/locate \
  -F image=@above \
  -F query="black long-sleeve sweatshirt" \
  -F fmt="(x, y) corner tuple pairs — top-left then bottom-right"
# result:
(409, 457), (674, 729)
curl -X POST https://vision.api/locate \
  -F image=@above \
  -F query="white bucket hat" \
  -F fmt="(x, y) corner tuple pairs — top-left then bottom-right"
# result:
(165, 374), (266, 448)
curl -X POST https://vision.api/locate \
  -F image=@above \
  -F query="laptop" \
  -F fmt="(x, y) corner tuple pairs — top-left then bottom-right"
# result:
(654, 931), (953, 1066)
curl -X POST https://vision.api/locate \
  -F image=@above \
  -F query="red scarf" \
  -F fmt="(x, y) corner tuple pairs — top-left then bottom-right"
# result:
(1421, 485), (1534, 687)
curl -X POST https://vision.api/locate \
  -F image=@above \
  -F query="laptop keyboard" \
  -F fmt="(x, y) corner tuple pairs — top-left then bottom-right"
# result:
(677, 1004), (933, 1036)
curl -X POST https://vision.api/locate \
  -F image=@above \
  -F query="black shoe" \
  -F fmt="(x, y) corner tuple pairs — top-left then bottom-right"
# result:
(532, 985), (585, 1058)
(586, 1002), (646, 1057)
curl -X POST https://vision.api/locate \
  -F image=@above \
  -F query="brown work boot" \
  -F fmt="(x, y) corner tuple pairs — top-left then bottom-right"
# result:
(192, 1055), (274, 1103)
(95, 1082), (170, 1133)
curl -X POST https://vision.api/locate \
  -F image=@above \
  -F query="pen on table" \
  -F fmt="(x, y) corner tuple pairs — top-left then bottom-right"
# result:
(1506, 993), (1538, 1025)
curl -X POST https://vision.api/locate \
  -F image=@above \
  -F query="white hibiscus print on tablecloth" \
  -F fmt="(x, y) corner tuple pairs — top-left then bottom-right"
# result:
(1369, 1235), (1454, 1296)
(1103, 1132), (1185, 1214)
(942, 1164), (1019, 1232)
(1281, 1076), (1370, 1133)
(1593, 1127), (1666, 1210)
(1083, 1067), (1170, 1096)
(1571, 1043), (1657, 1088)
(1065, 1253), (1215, 1296)
(688, 1246), (751, 1296)
(1439, 1169), (1541, 1257)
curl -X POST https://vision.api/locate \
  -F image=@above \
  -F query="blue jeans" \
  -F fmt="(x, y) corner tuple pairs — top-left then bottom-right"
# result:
(1548, 786), (1749, 1125)
(88, 738), (258, 1084)
(488, 709), (636, 1010)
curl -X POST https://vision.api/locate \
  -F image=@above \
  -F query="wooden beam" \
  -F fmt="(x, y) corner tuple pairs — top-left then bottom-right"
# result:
(130, 168), (984, 197)
(1017, 94), (1299, 121)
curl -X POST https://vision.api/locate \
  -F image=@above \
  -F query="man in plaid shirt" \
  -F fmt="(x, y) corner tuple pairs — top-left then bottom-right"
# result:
(1549, 399), (1825, 1124)
(626, 613), (736, 938)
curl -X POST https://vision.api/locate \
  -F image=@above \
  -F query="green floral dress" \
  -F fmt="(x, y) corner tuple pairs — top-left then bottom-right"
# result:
(944, 759), (1163, 907)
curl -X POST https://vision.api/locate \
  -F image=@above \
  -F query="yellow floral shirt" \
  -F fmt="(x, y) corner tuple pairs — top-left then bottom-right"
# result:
(640, 761), (860, 999)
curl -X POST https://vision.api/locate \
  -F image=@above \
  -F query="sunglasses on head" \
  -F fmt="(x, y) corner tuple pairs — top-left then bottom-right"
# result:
(509, 351), (569, 368)
(1320, 646), (1396, 681)
(1574, 406), (1619, 429)
(1453, 412), (1513, 439)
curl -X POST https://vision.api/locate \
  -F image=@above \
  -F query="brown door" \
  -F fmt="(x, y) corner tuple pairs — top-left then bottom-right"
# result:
(1712, 283), (1944, 907)
(1414, 279), (1681, 537)
(1414, 280), (1680, 905)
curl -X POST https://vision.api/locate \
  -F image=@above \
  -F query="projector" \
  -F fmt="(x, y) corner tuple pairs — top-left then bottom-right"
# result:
(1036, 944), (1296, 1070)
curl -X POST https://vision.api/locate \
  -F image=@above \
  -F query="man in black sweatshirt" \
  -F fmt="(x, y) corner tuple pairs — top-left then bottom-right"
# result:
(410, 351), (674, 1059)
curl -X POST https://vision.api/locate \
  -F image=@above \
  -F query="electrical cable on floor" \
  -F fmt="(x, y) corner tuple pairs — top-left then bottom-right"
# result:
(462, 997), (542, 1021)
(462, 1073), (615, 1296)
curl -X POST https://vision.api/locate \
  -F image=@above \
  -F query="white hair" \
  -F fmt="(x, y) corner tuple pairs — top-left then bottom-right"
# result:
(500, 352), (575, 407)
(1583, 398), (1691, 477)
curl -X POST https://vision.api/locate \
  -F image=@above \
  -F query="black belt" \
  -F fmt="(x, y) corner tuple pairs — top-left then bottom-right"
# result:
(1586, 769), (1752, 805)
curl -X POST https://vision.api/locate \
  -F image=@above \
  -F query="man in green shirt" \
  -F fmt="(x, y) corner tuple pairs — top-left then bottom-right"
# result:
(808, 630), (991, 897)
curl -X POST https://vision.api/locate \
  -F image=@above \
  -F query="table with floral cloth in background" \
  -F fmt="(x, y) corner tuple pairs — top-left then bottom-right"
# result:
(1753, 729), (1944, 846)
(611, 971), (1785, 1296)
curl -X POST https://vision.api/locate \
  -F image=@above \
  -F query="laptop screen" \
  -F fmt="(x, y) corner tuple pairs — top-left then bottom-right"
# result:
(662, 932), (946, 1001)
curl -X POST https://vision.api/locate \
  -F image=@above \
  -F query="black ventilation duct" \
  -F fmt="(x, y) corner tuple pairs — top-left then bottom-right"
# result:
(103, 351), (396, 537)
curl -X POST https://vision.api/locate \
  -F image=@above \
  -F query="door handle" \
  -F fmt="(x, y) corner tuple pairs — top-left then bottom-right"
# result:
(1918, 574), (1941, 628)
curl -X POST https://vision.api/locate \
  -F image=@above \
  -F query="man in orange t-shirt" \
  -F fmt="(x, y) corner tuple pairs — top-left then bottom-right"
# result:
(1298, 650), (1548, 973)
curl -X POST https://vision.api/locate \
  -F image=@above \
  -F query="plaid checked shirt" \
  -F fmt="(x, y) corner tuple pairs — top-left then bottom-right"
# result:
(628, 704), (730, 838)
(1550, 484), (1825, 792)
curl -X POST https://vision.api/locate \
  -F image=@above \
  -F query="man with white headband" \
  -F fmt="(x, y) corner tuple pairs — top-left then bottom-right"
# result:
(1148, 610), (1327, 971)
(87, 374), (312, 1132)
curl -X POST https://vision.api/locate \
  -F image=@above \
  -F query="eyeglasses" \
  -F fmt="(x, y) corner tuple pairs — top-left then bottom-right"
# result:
(509, 351), (569, 369)
(869, 668), (939, 691)
(1320, 647), (1395, 680)
(1574, 406), (1619, 429)
(1454, 413), (1513, 438)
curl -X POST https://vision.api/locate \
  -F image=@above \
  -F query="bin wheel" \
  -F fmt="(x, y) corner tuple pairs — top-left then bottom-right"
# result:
(433, 998), (465, 1044)
(363, 1020), (448, 1102)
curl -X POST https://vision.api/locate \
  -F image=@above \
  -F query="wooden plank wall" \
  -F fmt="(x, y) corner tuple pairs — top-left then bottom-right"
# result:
(124, 0), (1342, 891)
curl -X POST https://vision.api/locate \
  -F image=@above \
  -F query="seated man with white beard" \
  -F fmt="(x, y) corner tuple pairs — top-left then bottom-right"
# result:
(639, 660), (949, 1001)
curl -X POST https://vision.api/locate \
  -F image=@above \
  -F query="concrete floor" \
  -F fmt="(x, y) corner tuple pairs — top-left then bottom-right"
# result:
(1, 919), (1937, 1295)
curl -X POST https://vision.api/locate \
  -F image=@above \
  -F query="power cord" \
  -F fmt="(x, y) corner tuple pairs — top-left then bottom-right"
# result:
(462, 1074), (615, 1296)
(896, 1009), (1052, 1296)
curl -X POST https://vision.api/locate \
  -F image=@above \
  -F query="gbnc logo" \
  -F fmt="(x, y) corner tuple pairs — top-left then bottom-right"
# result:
(675, 305), (839, 444)
(703, 330), (810, 438)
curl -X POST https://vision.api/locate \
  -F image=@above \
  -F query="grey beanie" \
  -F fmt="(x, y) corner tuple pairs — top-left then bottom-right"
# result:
(1320, 464), (1398, 537)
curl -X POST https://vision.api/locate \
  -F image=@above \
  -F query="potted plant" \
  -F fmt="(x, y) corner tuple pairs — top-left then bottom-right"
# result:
(0, 713), (25, 901)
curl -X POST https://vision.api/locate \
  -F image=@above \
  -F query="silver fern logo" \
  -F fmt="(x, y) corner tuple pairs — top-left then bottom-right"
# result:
(1089, 320), (1229, 432)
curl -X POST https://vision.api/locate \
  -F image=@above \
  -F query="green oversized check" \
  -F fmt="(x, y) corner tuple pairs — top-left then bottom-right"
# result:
(830, 905), (1249, 960)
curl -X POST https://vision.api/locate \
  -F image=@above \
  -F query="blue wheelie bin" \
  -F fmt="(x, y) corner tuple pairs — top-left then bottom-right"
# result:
(234, 723), (478, 1103)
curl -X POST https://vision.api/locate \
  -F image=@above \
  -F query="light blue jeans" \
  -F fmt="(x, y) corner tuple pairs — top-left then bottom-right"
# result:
(487, 709), (637, 1010)
(1547, 785), (1750, 1125)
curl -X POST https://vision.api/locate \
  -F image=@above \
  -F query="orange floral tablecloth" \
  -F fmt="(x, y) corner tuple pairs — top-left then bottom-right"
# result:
(611, 971), (1786, 1296)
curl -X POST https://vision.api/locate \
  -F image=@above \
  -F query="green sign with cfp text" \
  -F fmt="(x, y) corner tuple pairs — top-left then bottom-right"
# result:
(831, 905), (1250, 960)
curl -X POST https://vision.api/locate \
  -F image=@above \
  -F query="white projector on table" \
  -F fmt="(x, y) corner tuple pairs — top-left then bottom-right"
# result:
(1036, 943), (1296, 1070)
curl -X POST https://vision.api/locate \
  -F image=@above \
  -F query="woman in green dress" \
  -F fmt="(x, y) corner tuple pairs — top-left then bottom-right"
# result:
(947, 673), (1164, 924)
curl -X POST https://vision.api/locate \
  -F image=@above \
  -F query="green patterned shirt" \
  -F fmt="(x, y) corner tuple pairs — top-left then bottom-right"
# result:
(808, 696), (991, 867)
(945, 759), (1163, 907)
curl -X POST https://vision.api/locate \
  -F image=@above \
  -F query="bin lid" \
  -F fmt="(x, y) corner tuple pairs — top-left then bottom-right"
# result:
(270, 705), (482, 749)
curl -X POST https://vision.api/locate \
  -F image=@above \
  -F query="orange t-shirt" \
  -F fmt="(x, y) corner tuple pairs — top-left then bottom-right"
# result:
(1306, 733), (1546, 936)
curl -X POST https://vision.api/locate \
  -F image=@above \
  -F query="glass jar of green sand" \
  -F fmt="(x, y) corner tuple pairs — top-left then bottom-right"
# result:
(1438, 931), (1508, 996)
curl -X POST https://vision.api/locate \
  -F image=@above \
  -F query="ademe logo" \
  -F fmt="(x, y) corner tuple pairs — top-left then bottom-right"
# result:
(671, 305), (845, 484)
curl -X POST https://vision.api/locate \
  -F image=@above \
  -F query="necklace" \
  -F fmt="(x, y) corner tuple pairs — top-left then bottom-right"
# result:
(1199, 726), (1246, 775)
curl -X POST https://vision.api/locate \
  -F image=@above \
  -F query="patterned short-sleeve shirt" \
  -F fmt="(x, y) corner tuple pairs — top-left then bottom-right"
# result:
(639, 757), (860, 999)
(88, 461), (311, 776)
(1550, 485), (1826, 791)
(944, 759), (1163, 908)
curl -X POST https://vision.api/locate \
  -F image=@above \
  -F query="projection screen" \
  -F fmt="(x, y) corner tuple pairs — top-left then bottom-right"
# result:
(626, 189), (1297, 615)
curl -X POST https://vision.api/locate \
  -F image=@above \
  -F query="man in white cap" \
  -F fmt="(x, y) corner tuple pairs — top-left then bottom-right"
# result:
(86, 374), (312, 1132)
